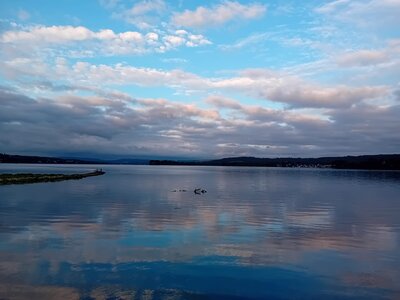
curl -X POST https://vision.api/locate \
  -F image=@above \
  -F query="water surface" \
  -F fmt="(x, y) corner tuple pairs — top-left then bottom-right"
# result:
(0, 164), (399, 299)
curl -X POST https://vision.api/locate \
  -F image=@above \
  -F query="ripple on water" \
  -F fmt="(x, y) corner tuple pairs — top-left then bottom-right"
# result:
(0, 164), (399, 299)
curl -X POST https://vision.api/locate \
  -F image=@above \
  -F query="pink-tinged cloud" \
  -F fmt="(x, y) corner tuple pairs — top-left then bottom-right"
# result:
(172, 1), (266, 28)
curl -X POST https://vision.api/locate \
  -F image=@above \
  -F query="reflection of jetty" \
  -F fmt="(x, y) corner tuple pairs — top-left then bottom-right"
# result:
(0, 170), (105, 185)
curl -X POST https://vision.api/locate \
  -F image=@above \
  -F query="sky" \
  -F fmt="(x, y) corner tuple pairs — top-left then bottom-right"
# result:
(0, 0), (399, 159)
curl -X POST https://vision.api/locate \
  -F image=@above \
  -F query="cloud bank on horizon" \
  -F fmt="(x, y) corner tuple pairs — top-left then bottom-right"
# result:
(0, 0), (399, 158)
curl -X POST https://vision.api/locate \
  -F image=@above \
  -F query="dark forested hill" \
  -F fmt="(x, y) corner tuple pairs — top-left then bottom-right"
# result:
(150, 154), (400, 170)
(0, 153), (149, 165)
(3, 153), (400, 170)
(0, 154), (98, 164)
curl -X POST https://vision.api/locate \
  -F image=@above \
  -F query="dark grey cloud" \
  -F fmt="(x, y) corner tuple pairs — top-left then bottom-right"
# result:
(1, 87), (399, 158)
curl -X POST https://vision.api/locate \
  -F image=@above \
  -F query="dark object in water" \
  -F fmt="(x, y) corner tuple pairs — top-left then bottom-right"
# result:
(194, 188), (207, 194)
(0, 170), (105, 186)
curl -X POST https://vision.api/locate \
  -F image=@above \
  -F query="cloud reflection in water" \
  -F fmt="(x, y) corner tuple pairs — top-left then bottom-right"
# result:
(0, 165), (399, 299)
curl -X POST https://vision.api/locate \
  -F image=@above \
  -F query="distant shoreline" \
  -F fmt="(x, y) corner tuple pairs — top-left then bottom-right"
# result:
(150, 154), (400, 171)
(0, 170), (105, 186)
(1, 153), (400, 170)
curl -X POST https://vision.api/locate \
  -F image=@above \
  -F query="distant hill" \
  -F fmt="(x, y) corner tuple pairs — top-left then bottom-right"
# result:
(3, 153), (400, 170)
(107, 158), (150, 165)
(150, 154), (400, 170)
(0, 153), (100, 164)
(60, 157), (149, 165)
(0, 153), (150, 165)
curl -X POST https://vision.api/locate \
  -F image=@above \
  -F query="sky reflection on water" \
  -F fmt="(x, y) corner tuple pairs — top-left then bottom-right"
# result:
(0, 165), (400, 299)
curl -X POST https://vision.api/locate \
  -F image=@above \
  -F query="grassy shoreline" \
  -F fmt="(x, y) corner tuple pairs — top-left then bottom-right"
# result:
(0, 170), (105, 185)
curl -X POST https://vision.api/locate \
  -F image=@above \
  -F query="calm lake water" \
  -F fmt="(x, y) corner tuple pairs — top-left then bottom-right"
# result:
(0, 164), (399, 299)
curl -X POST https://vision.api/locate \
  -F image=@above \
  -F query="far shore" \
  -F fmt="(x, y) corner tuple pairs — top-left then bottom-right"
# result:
(0, 170), (105, 186)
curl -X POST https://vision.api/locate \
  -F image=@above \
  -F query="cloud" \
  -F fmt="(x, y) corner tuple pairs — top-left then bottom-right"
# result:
(0, 1), (399, 159)
(186, 34), (212, 47)
(161, 58), (188, 64)
(128, 0), (166, 16)
(329, 103), (400, 146)
(334, 39), (400, 69)
(1, 25), (94, 43)
(112, 0), (166, 29)
(336, 50), (389, 67)
(172, 1), (266, 28)
(119, 31), (143, 43)
(17, 9), (30, 21)
(209, 70), (387, 108)
(78, 64), (386, 109)
(0, 87), (220, 157)
(1, 55), (387, 110)
(163, 35), (186, 47)
(0, 24), (211, 57)
(315, 0), (400, 29)
(89, 63), (385, 109)
(219, 32), (269, 51)
(262, 83), (386, 109)
(205, 95), (243, 110)
(1, 85), (399, 158)
(99, 0), (121, 9)
(145, 32), (159, 41)
(315, 0), (351, 14)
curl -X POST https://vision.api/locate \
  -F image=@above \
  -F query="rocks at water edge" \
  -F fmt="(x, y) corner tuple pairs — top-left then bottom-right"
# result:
(170, 188), (207, 194)
(194, 188), (207, 194)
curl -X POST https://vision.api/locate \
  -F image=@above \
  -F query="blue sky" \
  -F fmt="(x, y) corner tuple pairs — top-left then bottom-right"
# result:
(0, 0), (399, 158)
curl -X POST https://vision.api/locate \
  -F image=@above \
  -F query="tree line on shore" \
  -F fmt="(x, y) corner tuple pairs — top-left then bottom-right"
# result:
(2, 153), (400, 170)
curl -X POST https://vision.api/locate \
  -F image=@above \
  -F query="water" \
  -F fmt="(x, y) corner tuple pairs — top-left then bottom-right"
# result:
(0, 164), (399, 299)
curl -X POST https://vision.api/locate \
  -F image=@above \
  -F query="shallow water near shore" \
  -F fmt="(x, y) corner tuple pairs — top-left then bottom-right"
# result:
(0, 164), (400, 299)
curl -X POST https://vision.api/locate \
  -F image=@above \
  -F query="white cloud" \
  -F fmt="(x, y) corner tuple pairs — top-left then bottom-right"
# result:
(128, 0), (166, 16)
(329, 41), (400, 84)
(2, 56), (385, 110)
(119, 31), (143, 43)
(1, 25), (93, 43)
(187, 34), (212, 46)
(161, 57), (188, 64)
(315, 0), (400, 29)
(172, 1), (266, 28)
(219, 32), (269, 51)
(336, 49), (389, 67)
(146, 32), (158, 39)
(96, 29), (116, 40)
(161, 34), (211, 51)
(144, 33), (159, 48)
(175, 30), (188, 36)
(209, 72), (386, 108)
(0, 24), (211, 57)
(113, 0), (166, 29)
(163, 35), (185, 47)
(315, 0), (351, 14)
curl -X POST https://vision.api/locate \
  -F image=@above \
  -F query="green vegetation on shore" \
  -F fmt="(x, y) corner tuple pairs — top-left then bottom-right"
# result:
(0, 170), (105, 185)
